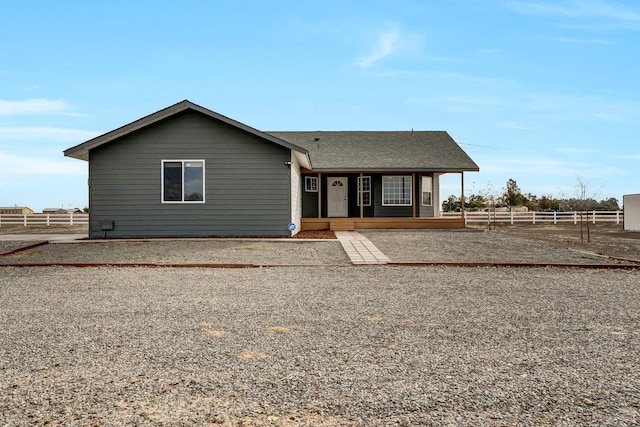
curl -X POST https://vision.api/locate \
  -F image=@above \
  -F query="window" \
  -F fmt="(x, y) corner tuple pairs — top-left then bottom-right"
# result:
(162, 160), (205, 203)
(305, 176), (318, 192)
(357, 176), (371, 206)
(422, 176), (433, 206)
(382, 175), (412, 206)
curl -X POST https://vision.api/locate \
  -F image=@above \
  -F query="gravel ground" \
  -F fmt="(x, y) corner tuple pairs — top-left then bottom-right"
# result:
(0, 240), (350, 266)
(361, 230), (630, 265)
(1, 266), (639, 425)
(0, 241), (46, 254)
(2, 228), (636, 266)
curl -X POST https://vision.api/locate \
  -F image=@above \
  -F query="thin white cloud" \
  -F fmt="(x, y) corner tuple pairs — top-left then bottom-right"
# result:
(497, 122), (542, 131)
(0, 99), (71, 115)
(481, 156), (626, 178)
(0, 150), (86, 176)
(0, 127), (98, 142)
(543, 36), (612, 44)
(555, 147), (602, 154)
(356, 28), (402, 68)
(508, 1), (640, 30)
(435, 91), (640, 125)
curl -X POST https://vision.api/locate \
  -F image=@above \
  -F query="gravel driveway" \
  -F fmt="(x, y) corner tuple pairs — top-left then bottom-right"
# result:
(361, 230), (628, 265)
(0, 240), (350, 266)
(1, 265), (639, 425)
(2, 229), (635, 266)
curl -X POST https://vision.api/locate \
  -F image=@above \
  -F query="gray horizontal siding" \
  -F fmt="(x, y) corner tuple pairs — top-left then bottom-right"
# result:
(89, 110), (292, 237)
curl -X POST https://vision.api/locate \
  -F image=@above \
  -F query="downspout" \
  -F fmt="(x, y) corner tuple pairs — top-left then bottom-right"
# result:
(88, 155), (92, 238)
(287, 152), (292, 236)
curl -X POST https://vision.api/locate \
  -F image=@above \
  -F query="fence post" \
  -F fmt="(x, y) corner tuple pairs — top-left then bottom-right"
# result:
(532, 211), (536, 225)
(616, 211), (620, 225)
(46, 214), (50, 226)
(553, 211), (556, 224)
(70, 213), (74, 225)
(592, 211), (596, 224)
(510, 211), (514, 225)
(23, 214), (27, 227)
(573, 212), (577, 224)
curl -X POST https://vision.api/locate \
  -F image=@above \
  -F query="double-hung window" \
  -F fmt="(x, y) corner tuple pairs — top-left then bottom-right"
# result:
(305, 176), (318, 192)
(382, 175), (412, 206)
(162, 160), (205, 203)
(356, 176), (371, 206)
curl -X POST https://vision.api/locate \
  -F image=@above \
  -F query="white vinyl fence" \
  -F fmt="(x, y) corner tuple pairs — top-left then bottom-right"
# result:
(0, 213), (89, 227)
(441, 210), (624, 225)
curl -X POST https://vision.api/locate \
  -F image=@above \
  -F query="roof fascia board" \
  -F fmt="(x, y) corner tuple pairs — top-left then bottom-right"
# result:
(292, 150), (312, 170)
(306, 167), (479, 173)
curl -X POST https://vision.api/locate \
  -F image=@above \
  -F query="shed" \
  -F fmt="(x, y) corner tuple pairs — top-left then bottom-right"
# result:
(623, 194), (640, 231)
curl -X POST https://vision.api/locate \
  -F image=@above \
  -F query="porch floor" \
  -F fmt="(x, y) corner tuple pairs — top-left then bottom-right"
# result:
(301, 216), (466, 231)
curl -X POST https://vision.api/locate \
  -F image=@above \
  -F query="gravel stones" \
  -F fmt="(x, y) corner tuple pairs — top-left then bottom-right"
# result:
(362, 230), (629, 265)
(0, 239), (350, 266)
(1, 265), (639, 425)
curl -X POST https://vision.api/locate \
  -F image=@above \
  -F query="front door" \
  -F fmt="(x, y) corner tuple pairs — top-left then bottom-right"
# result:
(328, 177), (348, 217)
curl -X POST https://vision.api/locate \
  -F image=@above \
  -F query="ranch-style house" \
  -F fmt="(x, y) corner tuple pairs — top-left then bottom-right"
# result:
(64, 100), (479, 238)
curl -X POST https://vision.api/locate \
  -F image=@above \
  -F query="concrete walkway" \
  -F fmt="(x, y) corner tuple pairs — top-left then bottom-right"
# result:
(334, 231), (390, 265)
(0, 233), (87, 242)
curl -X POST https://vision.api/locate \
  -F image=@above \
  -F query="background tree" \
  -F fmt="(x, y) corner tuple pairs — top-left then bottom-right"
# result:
(441, 195), (461, 212)
(466, 193), (486, 210)
(538, 195), (560, 211)
(597, 197), (620, 211)
(502, 178), (526, 208)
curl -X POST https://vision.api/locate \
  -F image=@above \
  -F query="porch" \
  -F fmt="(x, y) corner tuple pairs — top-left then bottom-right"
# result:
(301, 216), (466, 231)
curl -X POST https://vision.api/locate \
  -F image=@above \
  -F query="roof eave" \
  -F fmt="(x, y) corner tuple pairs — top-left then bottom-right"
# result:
(307, 167), (480, 173)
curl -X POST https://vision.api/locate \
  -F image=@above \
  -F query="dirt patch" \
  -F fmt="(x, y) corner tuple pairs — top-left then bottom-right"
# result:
(480, 223), (640, 262)
(0, 225), (88, 235)
(292, 230), (336, 239)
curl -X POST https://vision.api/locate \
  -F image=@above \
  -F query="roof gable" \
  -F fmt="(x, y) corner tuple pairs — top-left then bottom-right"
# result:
(64, 100), (310, 165)
(268, 131), (479, 172)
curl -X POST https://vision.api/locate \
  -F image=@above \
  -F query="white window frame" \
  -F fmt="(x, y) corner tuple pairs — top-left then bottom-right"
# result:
(356, 176), (372, 206)
(161, 160), (206, 204)
(421, 176), (433, 206)
(382, 175), (412, 206)
(305, 176), (318, 192)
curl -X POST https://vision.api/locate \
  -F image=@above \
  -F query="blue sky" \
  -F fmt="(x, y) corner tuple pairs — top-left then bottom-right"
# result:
(1, 0), (639, 211)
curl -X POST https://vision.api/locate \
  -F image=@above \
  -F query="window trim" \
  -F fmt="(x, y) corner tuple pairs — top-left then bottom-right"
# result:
(356, 176), (372, 206)
(305, 176), (318, 192)
(382, 175), (412, 206)
(421, 176), (433, 207)
(161, 159), (206, 204)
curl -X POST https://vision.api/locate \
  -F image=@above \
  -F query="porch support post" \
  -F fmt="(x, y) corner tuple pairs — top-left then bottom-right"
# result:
(412, 173), (416, 218)
(460, 172), (465, 217)
(359, 172), (364, 219)
(317, 173), (322, 219)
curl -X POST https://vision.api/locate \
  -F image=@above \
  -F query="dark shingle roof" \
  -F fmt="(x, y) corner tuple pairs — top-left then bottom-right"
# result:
(268, 131), (479, 172)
